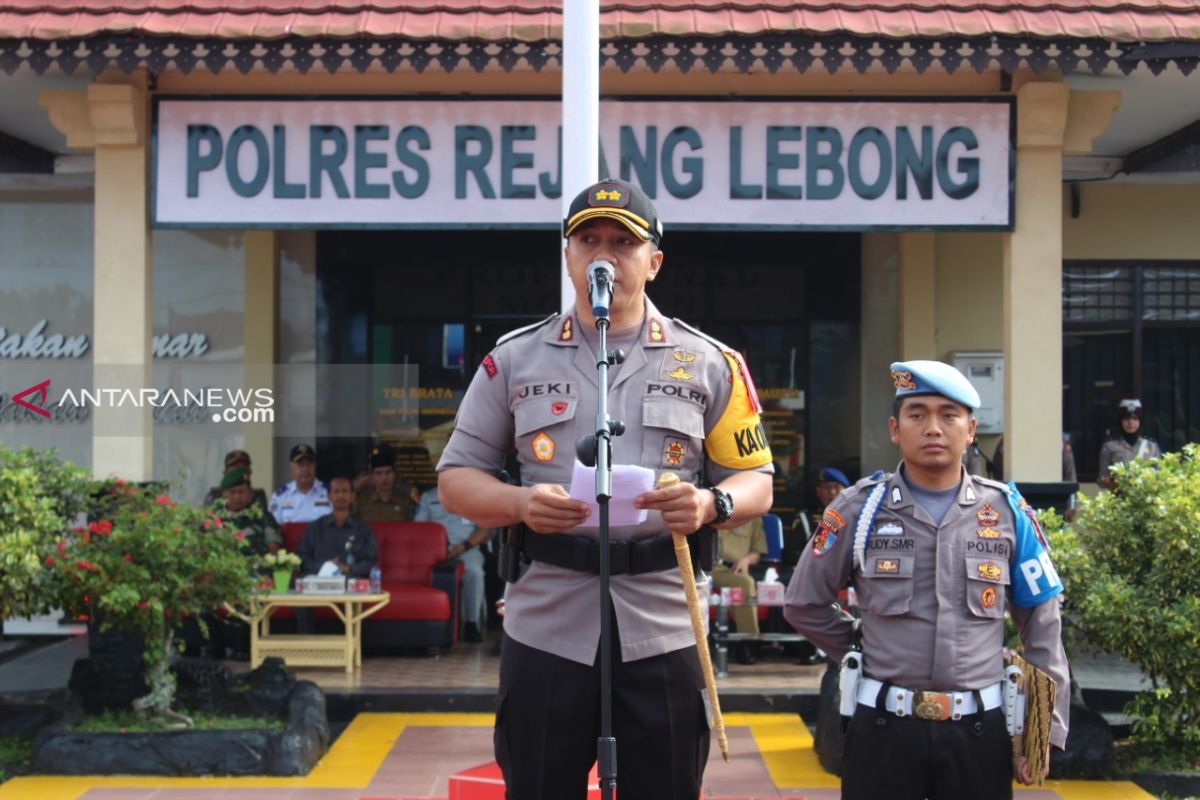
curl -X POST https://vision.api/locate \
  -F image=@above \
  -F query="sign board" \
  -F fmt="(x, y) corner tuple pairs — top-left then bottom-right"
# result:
(153, 97), (1013, 230)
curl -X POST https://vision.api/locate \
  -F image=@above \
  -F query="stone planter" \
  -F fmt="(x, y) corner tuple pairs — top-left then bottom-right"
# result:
(69, 620), (148, 714)
(32, 658), (329, 776)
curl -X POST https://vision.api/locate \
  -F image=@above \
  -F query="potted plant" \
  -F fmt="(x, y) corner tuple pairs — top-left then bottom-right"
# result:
(47, 483), (259, 727)
(258, 549), (302, 594)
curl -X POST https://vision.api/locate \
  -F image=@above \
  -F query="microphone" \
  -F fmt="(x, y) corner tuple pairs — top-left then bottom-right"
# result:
(587, 260), (615, 320)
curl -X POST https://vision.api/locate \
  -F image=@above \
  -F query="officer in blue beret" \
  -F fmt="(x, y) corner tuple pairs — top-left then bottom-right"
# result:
(785, 360), (1070, 799)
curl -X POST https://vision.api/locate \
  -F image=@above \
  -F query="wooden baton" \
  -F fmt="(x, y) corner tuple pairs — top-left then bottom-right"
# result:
(656, 471), (730, 762)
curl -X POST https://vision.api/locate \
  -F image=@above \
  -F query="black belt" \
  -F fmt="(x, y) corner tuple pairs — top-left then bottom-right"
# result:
(521, 530), (679, 576)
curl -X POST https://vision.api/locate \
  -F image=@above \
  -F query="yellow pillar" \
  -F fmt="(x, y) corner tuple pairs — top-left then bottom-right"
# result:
(898, 232), (937, 360)
(1003, 82), (1068, 482)
(42, 76), (153, 480)
(243, 231), (278, 493)
(1002, 83), (1120, 481)
(92, 82), (152, 480)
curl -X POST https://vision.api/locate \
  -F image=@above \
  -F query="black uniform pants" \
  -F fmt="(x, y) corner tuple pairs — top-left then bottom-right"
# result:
(495, 620), (710, 800)
(842, 704), (1013, 800)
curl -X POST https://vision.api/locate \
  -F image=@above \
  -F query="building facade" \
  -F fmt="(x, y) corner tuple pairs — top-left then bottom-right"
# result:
(1, 1), (1199, 523)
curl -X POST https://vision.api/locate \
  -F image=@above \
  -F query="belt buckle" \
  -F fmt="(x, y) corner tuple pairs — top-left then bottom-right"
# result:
(913, 691), (952, 721)
(608, 541), (631, 575)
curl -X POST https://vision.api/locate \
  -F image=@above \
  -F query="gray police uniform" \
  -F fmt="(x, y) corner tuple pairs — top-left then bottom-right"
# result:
(437, 299), (773, 799)
(268, 479), (330, 525)
(1098, 436), (1161, 479)
(415, 487), (486, 626)
(785, 466), (1070, 799)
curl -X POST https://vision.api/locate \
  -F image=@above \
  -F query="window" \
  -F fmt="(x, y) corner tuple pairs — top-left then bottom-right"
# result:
(1063, 261), (1200, 480)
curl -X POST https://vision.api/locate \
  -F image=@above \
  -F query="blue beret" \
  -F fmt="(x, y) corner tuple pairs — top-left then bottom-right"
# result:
(890, 360), (981, 411)
(818, 467), (850, 487)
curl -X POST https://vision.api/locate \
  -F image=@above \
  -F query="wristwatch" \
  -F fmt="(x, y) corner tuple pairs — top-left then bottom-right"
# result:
(709, 486), (734, 524)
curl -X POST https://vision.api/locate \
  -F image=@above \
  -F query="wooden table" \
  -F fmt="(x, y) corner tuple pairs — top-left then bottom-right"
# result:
(243, 591), (390, 674)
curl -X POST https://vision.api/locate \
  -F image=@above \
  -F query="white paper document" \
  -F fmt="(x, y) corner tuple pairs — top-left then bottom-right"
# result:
(569, 461), (656, 528)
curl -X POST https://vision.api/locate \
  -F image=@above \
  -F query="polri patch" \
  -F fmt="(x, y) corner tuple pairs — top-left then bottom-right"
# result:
(531, 432), (556, 462)
(663, 438), (687, 467)
(811, 524), (837, 557)
(977, 503), (1001, 527)
(481, 354), (498, 379)
(875, 559), (899, 574)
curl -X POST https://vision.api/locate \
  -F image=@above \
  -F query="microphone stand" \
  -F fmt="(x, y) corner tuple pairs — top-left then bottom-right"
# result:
(576, 301), (625, 800)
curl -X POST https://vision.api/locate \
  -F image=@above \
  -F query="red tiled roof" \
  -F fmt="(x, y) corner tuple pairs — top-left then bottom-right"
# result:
(1, 1), (1198, 43)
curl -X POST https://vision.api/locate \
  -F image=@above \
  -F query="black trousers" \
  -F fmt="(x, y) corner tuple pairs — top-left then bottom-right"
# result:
(842, 704), (1013, 800)
(495, 624), (710, 800)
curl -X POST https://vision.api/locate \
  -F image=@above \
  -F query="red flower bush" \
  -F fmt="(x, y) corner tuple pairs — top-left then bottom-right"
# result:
(47, 483), (259, 719)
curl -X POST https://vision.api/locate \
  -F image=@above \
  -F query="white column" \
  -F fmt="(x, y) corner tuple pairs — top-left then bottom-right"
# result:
(560, 0), (600, 311)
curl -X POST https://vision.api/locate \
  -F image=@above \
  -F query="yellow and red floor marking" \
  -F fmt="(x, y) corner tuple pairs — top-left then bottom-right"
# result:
(0, 712), (1155, 800)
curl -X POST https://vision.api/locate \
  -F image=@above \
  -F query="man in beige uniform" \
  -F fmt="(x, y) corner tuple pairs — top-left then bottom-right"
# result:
(712, 516), (767, 638)
(437, 179), (774, 800)
(785, 360), (1069, 800)
(355, 444), (415, 522)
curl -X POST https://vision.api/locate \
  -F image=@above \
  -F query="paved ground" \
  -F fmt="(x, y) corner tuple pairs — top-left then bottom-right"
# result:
(0, 633), (1158, 800)
(0, 712), (1156, 800)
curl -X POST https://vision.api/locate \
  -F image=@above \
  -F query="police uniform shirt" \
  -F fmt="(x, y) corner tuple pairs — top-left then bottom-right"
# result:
(1098, 436), (1162, 477)
(415, 488), (477, 546)
(268, 479), (331, 524)
(437, 300), (774, 665)
(783, 466), (1071, 748)
(355, 488), (415, 523)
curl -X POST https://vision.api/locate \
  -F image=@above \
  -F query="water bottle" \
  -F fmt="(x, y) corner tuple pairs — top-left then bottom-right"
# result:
(369, 565), (381, 594)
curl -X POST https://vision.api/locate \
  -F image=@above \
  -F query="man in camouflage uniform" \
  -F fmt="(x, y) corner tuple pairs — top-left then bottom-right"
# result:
(785, 360), (1069, 799)
(437, 179), (774, 800)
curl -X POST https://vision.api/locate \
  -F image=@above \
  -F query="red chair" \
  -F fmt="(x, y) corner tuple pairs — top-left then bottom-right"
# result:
(279, 521), (463, 650)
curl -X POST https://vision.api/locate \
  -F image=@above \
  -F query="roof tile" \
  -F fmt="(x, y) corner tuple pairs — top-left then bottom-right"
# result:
(0, 2), (1198, 43)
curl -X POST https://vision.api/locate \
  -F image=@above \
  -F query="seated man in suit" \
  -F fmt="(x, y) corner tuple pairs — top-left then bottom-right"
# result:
(294, 476), (378, 634)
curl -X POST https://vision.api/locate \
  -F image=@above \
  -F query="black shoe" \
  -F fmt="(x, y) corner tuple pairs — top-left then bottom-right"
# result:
(464, 622), (483, 643)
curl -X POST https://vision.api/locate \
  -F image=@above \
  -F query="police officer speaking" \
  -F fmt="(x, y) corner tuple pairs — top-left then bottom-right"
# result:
(784, 360), (1069, 799)
(437, 178), (774, 800)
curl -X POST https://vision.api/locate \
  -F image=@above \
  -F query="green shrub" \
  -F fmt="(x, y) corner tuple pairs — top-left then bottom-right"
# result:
(47, 483), (261, 723)
(1042, 444), (1200, 750)
(0, 446), (93, 624)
